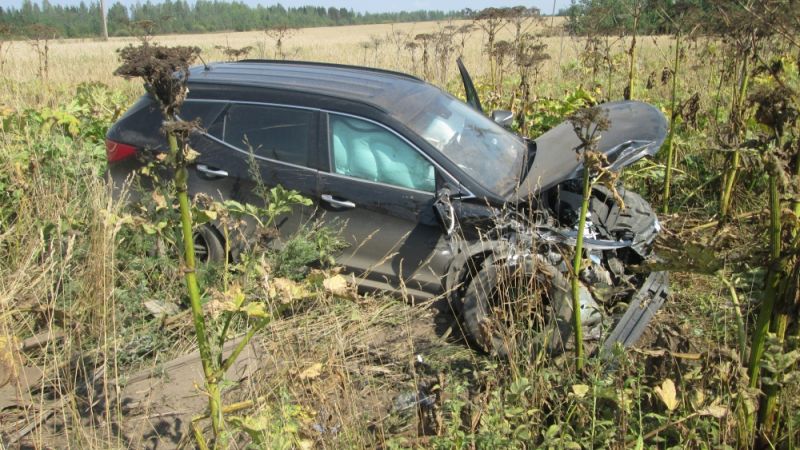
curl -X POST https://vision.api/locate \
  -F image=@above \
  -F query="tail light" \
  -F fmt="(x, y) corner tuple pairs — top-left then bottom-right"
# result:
(105, 139), (138, 163)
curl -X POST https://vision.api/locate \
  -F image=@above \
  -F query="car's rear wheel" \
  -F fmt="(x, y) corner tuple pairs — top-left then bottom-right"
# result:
(192, 224), (226, 263)
(460, 258), (574, 358)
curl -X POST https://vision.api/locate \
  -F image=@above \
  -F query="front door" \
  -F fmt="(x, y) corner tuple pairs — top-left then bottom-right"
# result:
(317, 113), (450, 296)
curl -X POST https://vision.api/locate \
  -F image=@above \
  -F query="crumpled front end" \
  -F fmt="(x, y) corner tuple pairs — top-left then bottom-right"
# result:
(452, 182), (667, 355)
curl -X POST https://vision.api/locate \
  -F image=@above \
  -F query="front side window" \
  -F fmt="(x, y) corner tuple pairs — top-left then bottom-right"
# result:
(214, 104), (314, 166)
(329, 114), (435, 192)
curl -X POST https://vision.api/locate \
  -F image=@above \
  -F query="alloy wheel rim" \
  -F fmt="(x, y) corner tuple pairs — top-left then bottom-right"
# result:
(193, 231), (210, 263)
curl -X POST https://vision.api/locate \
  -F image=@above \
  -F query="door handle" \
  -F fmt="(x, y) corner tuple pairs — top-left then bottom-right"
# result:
(196, 164), (228, 178)
(321, 194), (356, 209)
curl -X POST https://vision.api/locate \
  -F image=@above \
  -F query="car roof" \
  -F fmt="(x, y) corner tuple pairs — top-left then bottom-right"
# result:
(188, 60), (441, 114)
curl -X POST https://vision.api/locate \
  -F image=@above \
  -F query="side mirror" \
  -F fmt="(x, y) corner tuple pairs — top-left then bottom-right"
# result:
(491, 110), (514, 128)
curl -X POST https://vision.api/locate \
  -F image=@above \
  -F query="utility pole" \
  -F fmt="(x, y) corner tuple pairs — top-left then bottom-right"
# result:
(100, 0), (108, 40)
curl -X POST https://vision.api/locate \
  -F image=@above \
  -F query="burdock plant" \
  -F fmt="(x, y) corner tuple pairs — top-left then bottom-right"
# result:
(744, 59), (799, 442)
(114, 38), (217, 433)
(568, 106), (615, 372)
(115, 42), (269, 449)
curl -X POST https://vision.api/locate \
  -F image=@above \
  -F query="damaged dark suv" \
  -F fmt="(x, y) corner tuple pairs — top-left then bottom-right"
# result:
(107, 60), (668, 356)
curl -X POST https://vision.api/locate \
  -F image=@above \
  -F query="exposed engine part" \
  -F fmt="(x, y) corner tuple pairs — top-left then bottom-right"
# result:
(575, 282), (603, 339)
(581, 261), (613, 287)
(590, 186), (660, 256)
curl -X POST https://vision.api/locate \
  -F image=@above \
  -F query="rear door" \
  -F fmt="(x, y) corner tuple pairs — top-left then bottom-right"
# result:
(317, 112), (451, 297)
(179, 100), (259, 215)
(194, 101), (320, 238)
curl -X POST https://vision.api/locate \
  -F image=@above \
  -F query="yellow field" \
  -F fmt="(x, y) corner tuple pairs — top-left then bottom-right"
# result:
(0, 17), (684, 109)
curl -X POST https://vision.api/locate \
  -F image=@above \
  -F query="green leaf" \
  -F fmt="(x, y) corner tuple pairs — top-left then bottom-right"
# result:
(193, 208), (217, 225)
(223, 199), (245, 211)
(225, 284), (246, 308)
(509, 377), (530, 396)
(242, 302), (269, 318)
(141, 222), (157, 235)
(571, 384), (590, 398)
(513, 424), (532, 441)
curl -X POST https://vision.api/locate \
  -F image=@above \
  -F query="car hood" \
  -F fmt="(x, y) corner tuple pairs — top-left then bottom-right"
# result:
(513, 101), (667, 201)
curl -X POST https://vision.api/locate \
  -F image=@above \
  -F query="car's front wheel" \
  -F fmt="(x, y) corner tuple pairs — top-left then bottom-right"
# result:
(460, 258), (576, 358)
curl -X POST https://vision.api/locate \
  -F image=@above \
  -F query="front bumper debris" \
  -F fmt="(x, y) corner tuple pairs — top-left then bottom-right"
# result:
(600, 270), (669, 355)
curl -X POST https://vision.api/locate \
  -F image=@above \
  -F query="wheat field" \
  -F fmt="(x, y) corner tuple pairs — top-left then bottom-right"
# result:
(0, 16), (687, 110)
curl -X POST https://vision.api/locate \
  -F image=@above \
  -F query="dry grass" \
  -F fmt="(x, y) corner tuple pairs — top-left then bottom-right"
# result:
(0, 156), (126, 447)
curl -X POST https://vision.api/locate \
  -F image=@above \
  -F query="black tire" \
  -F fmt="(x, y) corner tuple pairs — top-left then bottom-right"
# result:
(460, 258), (574, 357)
(192, 224), (226, 263)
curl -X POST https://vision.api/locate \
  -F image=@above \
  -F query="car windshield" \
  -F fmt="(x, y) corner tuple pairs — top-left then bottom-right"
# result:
(397, 91), (526, 196)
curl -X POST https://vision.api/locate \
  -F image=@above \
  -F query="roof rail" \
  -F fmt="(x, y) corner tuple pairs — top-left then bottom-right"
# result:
(235, 59), (423, 82)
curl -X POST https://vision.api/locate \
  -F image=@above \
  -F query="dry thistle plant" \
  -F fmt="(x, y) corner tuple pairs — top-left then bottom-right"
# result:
(264, 25), (295, 59)
(570, 106), (622, 205)
(414, 33), (434, 80)
(489, 40), (514, 93)
(215, 45), (253, 62)
(115, 43), (199, 117)
(115, 40), (276, 448)
(26, 24), (57, 81)
(507, 5), (540, 43)
(743, 56), (800, 441)
(385, 25), (409, 56)
(433, 25), (456, 85)
(700, 0), (770, 222)
(474, 7), (509, 86)
(130, 19), (157, 42)
(514, 34), (550, 133)
(404, 40), (419, 74)
(455, 24), (474, 59)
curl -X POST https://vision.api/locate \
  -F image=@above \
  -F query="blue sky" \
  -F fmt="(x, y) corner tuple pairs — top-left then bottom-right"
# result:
(0, 0), (574, 14)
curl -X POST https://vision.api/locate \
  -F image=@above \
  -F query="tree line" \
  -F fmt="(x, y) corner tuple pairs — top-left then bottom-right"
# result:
(0, 0), (465, 38)
(562, 0), (733, 36)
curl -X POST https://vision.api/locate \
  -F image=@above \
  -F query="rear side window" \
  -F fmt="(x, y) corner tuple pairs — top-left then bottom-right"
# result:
(178, 101), (226, 128)
(213, 104), (314, 166)
(329, 114), (435, 192)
